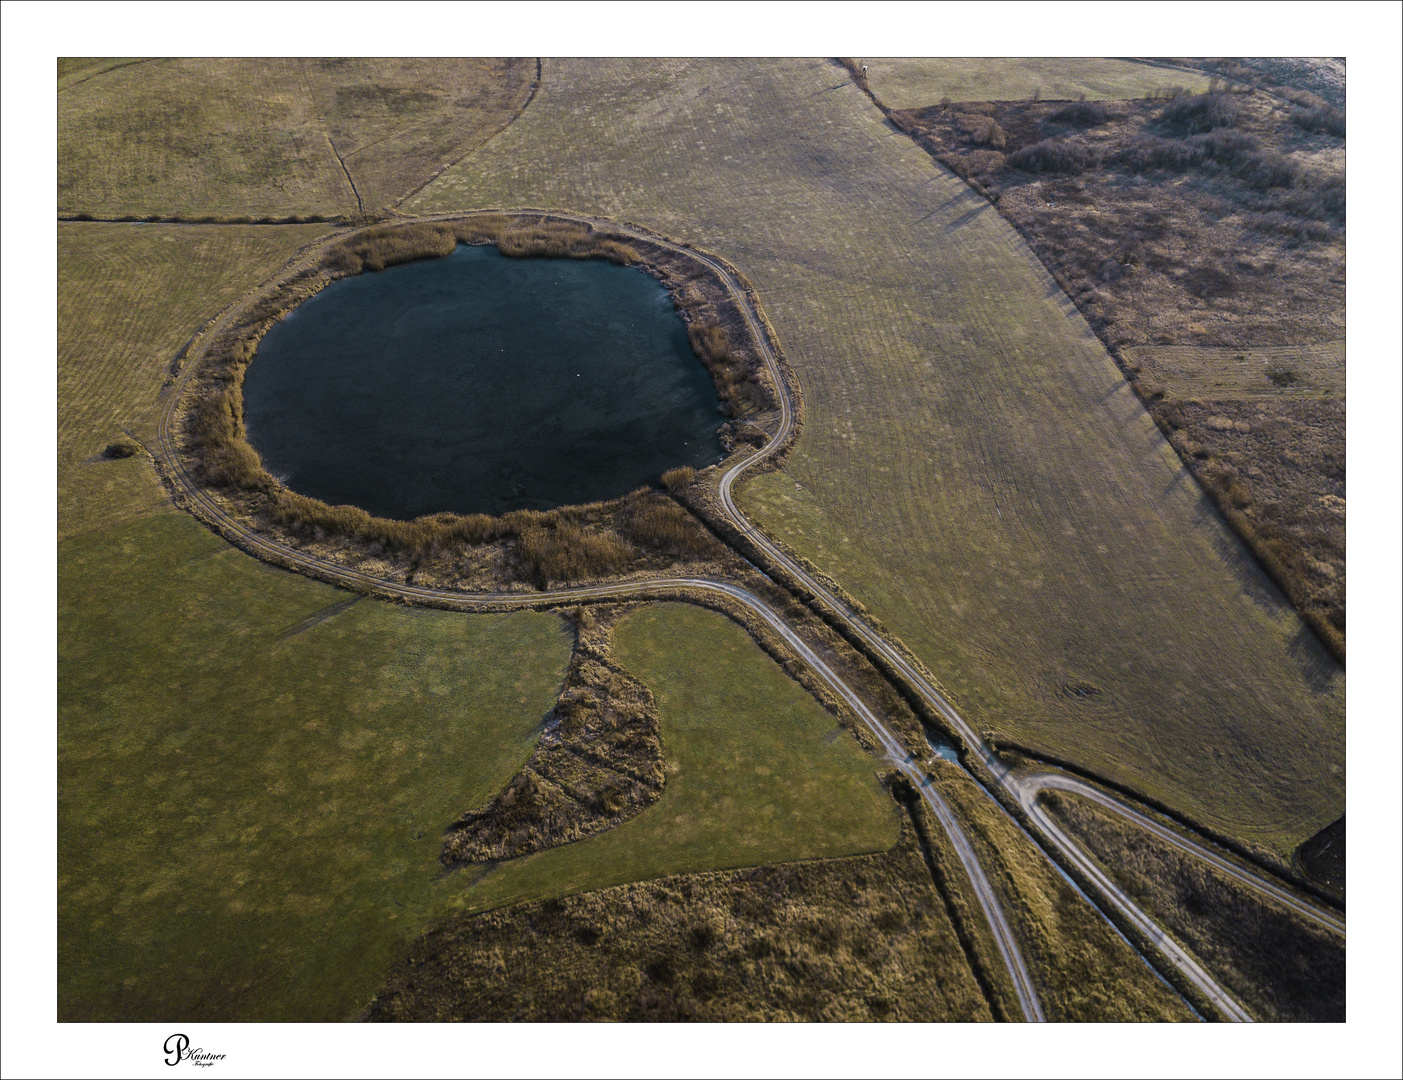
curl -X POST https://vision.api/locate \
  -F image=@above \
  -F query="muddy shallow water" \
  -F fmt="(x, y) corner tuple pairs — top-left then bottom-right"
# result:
(243, 244), (723, 520)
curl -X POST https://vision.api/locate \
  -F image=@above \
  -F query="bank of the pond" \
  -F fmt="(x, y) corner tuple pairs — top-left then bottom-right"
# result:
(173, 214), (790, 593)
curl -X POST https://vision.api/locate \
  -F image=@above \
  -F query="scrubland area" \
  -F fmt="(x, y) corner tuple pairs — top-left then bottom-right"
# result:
(878, 72), (1346, 658)
(368, 821), (991, 1022)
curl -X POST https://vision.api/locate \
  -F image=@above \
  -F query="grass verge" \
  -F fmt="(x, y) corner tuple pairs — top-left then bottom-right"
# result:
(1040, 789), (1345, 1021)
(927, 764), (1196, 1021)
(859, 57), (1212, 108)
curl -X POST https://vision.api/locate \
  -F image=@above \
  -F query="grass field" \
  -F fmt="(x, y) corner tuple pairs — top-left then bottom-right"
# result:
(58, 58), (535, 218)
(436, 602), (901, 918)
(862, 58), (1213, 108)
(58, 222), (332, 539)
(57, 214), (907, 1018)
(1040, 789), (1345, 1021)
(59, 514), (570, 1021)
(410, 58), (1342, 859)
(1124, 342), (1345, 401)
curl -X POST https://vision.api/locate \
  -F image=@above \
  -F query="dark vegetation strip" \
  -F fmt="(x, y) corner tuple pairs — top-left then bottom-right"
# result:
(1040, 789), (1345, 1022)
(442, 606), (665, 865)
(837, 59), (1345, 665)
(173, 214), (782, 593)
(327, 136), (365, 219)
(60, 212), (348, 225)
(1295, 815), (1344, 895)
(996, 740), (1342, 909)
(56, 56), (157, 92)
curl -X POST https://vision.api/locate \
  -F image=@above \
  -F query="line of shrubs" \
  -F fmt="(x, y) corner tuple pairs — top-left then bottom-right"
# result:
(1114, 129), (1303, 190)
(61, 212), (343, 225)
(1290, 104), (1345, 138)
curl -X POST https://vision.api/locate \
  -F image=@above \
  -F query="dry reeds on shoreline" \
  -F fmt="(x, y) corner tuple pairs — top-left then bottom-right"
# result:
(175, 214), (779, 590)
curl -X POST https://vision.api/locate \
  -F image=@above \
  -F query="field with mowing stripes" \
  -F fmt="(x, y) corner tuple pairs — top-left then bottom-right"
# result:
(59, 58), (535, 218)
(412, 57), (1342, 859)
(57, 222), (903, 1019)
(862, 57), (1213, 107)
(60, 517), (570, 1020)
(58, 222), (331, 538)
(56, 222), (578, 1019)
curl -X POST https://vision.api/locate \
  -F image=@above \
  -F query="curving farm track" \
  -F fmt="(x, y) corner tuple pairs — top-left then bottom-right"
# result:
(154, 209), (1341, 1023)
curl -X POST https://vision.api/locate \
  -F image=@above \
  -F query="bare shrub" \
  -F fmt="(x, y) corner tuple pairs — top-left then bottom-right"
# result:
(952, 112), (1007, 148)
(1181, 266), (1237, 300)
(963, 149), (1007, 174)
(1046, 100), (1108, 127)
(1291, 105), (1345, 138)
(1157, 91), (1240, 135)
(616, 495), (723, 560)
(1230, 150), (1300, 191)
(1283, 173), (1344, 223)
(1116, 136), (1203, 173)
(326, 223), (457, 275)
(102, 438), (139, 459)
(1006, 138), (1099, 176)
(1192, 129), (1260, 165)
(660, 466), (695, 493)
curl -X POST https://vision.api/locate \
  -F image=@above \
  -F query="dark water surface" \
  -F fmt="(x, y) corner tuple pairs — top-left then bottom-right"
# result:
(243, 245), (723, 519)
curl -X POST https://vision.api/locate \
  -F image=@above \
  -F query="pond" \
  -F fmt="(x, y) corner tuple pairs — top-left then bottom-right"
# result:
(242, 244), (724, 520)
